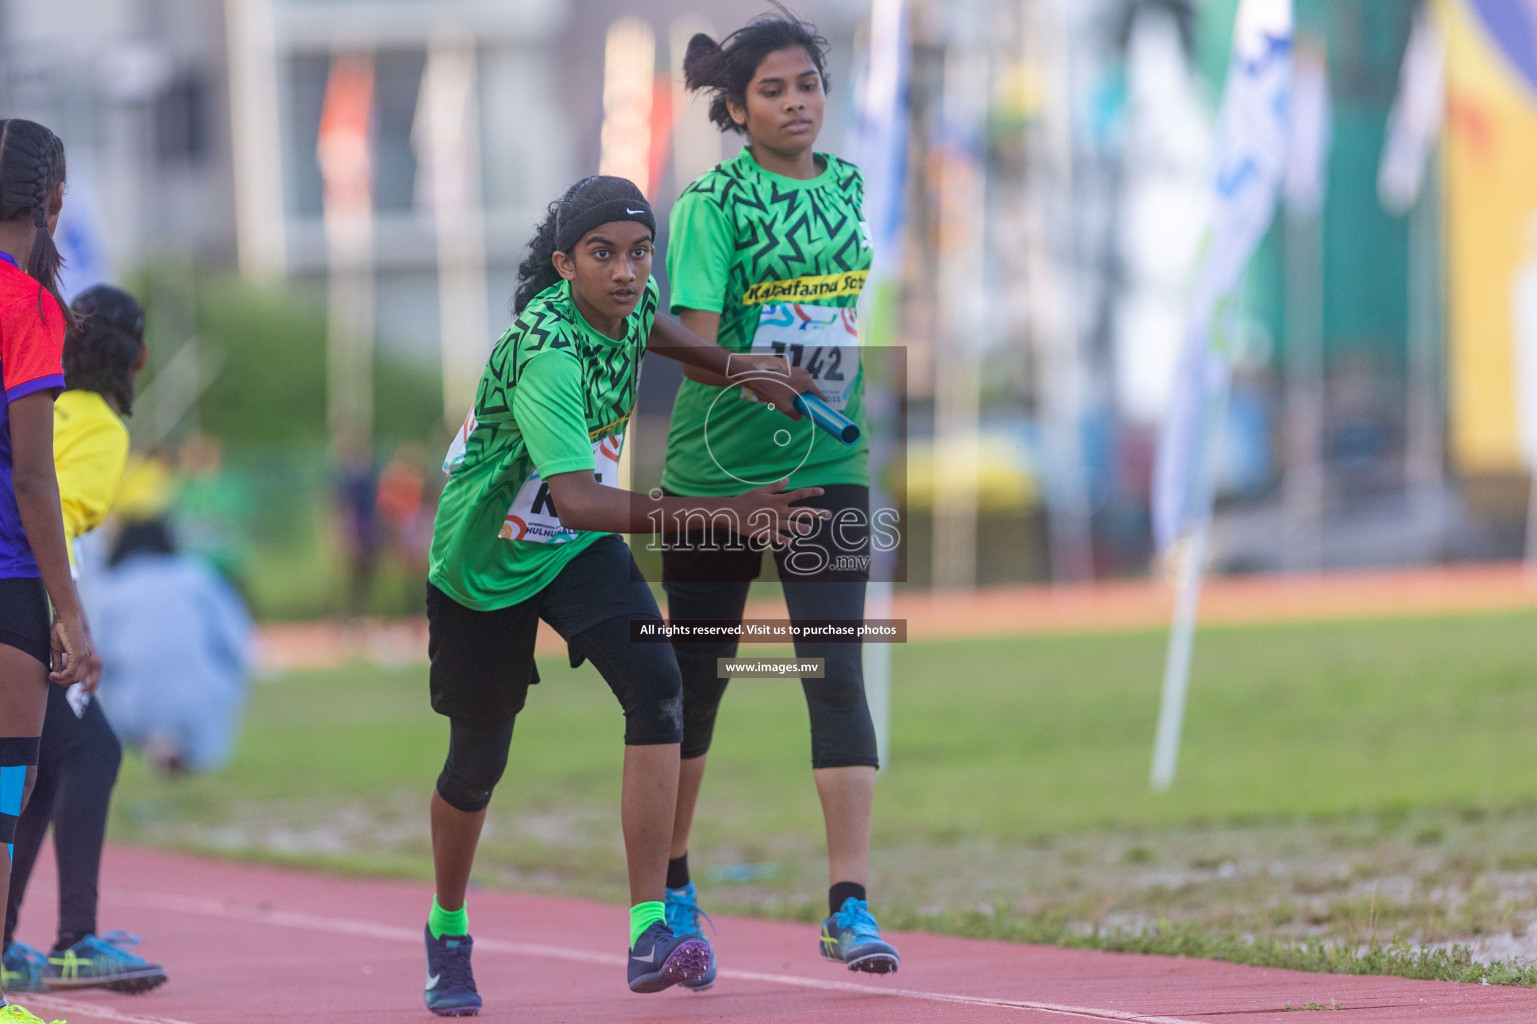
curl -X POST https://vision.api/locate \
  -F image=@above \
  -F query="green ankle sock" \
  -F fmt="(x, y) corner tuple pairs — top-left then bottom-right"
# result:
(429, 896), (468, 939)
(629, 901), (665, 946)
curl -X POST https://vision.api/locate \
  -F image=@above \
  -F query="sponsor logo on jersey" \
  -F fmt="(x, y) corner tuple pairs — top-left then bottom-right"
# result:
(741, 270), (867, 307)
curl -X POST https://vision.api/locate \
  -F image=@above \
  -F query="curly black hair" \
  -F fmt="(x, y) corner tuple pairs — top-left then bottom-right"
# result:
(65, 284), (145, 416)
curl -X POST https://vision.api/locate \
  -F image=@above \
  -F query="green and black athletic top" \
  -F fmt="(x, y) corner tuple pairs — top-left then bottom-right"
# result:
(664, 147), (871, 496)
(429, 277), (657, 610)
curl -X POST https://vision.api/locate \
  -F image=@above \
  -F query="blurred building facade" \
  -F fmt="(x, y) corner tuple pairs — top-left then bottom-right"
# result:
(0, 0), (865, 363)
(11, 0), (1533, 589)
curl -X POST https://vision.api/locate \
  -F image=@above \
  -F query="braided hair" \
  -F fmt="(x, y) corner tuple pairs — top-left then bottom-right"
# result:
(512, 176), (655, 314)
(66, 285), (146, 416)
(682, 10), (830, 135)
(0, 119), (73, 328)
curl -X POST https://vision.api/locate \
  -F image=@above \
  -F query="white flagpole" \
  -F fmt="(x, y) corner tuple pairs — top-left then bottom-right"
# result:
(1151, 513), (1211, 791)
(1151, 0), (1292, 790)
(1281, 45), (1329, 572)
(855, 0), (910, 768)
(1153, 302), (1235, 791)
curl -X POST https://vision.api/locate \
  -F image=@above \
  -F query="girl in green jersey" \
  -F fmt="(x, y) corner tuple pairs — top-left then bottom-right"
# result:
(659, 15), (900, 986)
(421, 174), (824, 1015)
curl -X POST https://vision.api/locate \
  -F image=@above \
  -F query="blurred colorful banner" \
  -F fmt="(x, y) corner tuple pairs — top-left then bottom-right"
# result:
(1153, 0), (1293, 553)
(1442, 0), (1537, 473)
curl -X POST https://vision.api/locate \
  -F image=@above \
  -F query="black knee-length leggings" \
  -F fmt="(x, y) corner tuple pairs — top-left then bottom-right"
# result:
(5, 683), (122, 950)
(660, 484), (878, 769)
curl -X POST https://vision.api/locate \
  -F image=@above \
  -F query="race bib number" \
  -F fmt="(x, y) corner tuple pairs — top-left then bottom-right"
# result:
(746, 303), (861, 411)
(498, 433), (624, 544)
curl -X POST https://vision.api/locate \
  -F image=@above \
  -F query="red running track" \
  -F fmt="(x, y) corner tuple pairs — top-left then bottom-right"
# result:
(9, 844), (1536, 1024)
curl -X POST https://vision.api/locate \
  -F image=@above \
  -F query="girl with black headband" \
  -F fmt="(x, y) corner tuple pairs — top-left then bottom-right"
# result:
(657, 13), (900, 988)
(419, 174), (824, 1016)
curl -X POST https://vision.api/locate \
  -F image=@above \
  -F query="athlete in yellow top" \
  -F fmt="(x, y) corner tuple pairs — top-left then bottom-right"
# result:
(1, 285), (167, 996)
(54, 388), (129, 556)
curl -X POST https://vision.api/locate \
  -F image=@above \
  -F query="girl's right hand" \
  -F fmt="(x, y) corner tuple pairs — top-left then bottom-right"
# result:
(728, 355), (827, 418)
(50, 610), (101, 690)
(740, 478), (830, 546)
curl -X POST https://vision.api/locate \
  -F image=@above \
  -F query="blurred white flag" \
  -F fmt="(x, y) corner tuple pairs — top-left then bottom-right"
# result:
(412, 37), (492, 429)
(1285, 47), (1331, 219)
(412, 39), (481, 221)
(1378, 5), (1445, 216)
(853, 0), (909, 284)
(54, 159), (113, 302)
(1153, 0), (1293, 552)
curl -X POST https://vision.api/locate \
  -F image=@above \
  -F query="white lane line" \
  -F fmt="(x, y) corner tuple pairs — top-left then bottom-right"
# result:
(25, 994), (201, 1024)
(106, 887), (1208, 1024)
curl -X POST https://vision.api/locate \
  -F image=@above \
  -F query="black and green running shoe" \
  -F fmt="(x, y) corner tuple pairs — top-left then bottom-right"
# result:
(1, 942), (48, 994)
(45, 932), (168, 993)
(820, 898), (900, 974)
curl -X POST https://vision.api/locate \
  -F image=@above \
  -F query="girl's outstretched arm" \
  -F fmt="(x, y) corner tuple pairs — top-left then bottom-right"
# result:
(544, 471), (826, 547)
(646, 313), (825, 415)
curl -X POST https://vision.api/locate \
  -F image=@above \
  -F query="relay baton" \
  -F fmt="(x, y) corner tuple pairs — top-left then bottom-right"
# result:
(794, 392), (860, 445)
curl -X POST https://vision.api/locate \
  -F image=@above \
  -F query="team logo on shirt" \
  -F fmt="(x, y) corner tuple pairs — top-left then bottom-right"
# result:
(740, 270), (867, 307)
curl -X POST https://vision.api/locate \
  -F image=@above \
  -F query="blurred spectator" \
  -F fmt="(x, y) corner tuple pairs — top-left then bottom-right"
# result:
(175, 433), (251, 586)
(333, 432), (380, 619)
(377, 441), (434, 577)
(112, 451), (177, 523)
(93, 520), (254, 775)
(1327, 351), (1400, 496)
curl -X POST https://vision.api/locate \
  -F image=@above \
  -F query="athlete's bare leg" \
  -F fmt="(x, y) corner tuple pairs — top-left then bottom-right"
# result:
(815, 765), (874, 886)
(429, 791), (486, 913)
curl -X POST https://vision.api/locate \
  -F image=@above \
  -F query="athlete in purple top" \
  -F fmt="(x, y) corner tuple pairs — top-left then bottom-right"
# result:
(0, 118), (102, 1022)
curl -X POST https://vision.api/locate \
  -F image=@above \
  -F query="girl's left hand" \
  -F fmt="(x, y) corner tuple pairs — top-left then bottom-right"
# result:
(50, 609), (102, 692)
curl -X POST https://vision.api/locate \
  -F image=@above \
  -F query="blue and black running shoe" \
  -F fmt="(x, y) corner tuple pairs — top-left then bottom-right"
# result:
(627, 921), (712, 994)
(45, 933), (168, 993)
(820, 898), (900, 974)
(664, 882), (717, 991)
(424, 925), (482, 1017)
(1, 942), (48, 994)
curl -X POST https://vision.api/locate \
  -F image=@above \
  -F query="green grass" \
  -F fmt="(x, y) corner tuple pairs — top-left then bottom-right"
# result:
(110, 609), (1537, 982)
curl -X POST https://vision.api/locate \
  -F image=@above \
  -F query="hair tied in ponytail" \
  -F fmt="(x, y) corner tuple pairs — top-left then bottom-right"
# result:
(679, 10), (830, 135)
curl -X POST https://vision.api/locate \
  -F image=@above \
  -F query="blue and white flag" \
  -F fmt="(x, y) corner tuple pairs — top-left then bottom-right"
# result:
(852, 0), (909, 288)
(1153, 0), (1293, 553)
(54, 159), (114, 302)
(1378, 4), (1445, 216)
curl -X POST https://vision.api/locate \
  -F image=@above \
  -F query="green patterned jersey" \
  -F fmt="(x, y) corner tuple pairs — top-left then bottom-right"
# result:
(428, 277), (656, 610)
(663, 148), (871, 496)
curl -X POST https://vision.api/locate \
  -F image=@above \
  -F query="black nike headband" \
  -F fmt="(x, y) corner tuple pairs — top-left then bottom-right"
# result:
(554, 197), (657, 255)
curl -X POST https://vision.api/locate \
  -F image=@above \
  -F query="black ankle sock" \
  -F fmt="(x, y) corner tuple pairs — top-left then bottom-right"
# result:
(54, 932), (87, 952)
(829, 881), (867, 916)
(667, 853), (691, 890)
